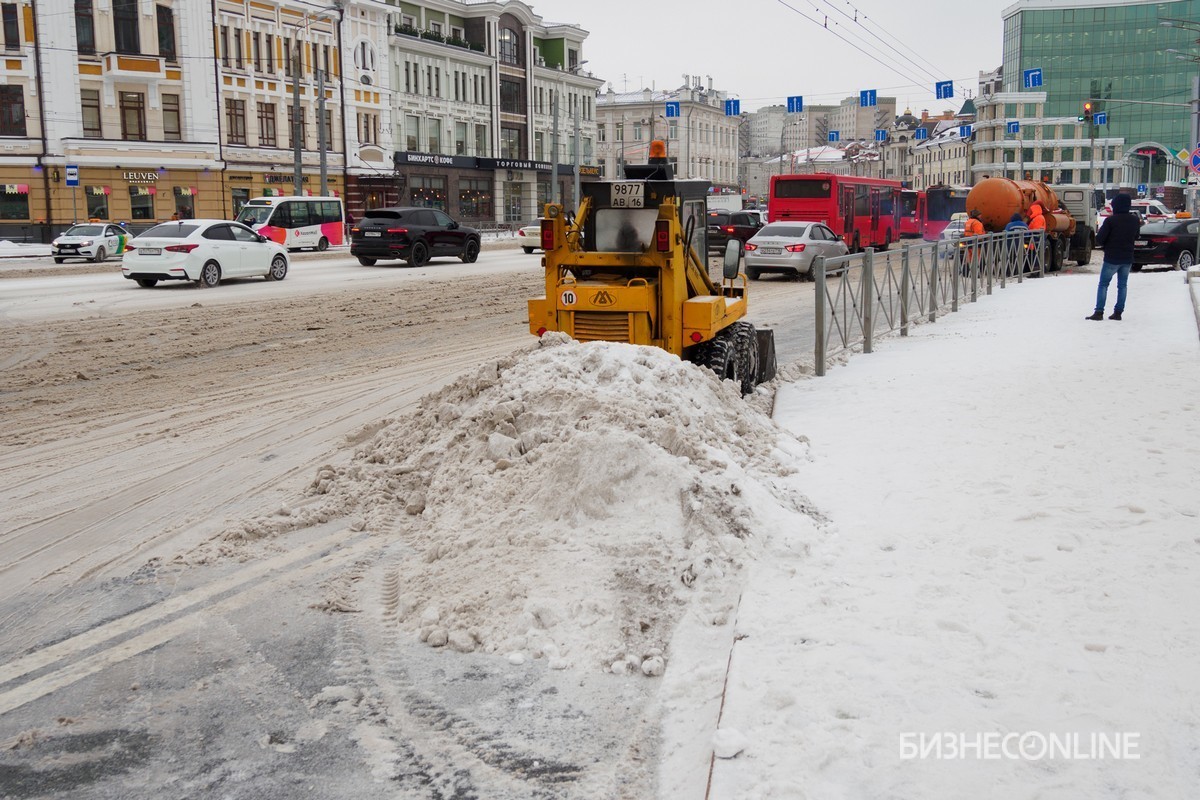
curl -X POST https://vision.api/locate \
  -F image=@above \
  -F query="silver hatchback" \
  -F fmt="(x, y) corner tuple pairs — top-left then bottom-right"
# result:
(742, 222), (849, 280)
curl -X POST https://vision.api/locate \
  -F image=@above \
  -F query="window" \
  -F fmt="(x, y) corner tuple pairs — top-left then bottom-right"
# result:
(455, 121), (467, 155)
(597, 124), (605, 143)
(427, 118), (441, 153)
(118, 91), (146, 140)
(252, 31), (261, 71)
(220, 26), (230, 68)
(75, 0), (95, 54)
(404, 114), (419, 151)
(633, 123), (642, 141)
(409, 175), (446, 210)
(202, 224), (235, 240)
(498, 28), (518, 65)
(162, 93), (181, 141)
(156, 5), (176, 60)
(128, 186), (155, 220)
(500, 79), (522, 115)
(81, 89), (102, 138)
(0, 187), (29, 220)
(113, 0), (139, 54)
(475, 124), (488, 157)
(231, 187), (250, 217)
(568, 49), (578, 71)
(85, 186), (109, 218)
(282, 38), (291, 76)
(173, 187), (194, 219)
(459, 178), (491, 218)
(257, 102), (276, 146)
(534, 131), (544, 160)
(2, 3), (18, 50)
(323, 109), (333, 149)
(225, 99), (247, 145)
(429, 21), (441, 35)
(234, 26), (243, 69)
(288, 106), (306, 150)
(500, 127), (521, 159)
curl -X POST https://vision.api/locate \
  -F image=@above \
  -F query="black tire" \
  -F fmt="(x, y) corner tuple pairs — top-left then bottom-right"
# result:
(746, 266), (761, 280)
(461, 238), (480, 263)
(266, 254), (288, 281)
(730, 321), (759, 396)
(317, 236), (329, 252)
(197, 260), (221, 288)
(1131, 264), (1142, 273)
(93, 246), (106, 263)
(1177, 250), (1194, 271)
(880, 233), (891, 252)
(53, 257), (64, 264)
(407, 240), (429, 267)
(689, 330), (741, 389)
(522, 247), (534, 254)
(136, 278), (158, 288)
(357, 256), (377, 266)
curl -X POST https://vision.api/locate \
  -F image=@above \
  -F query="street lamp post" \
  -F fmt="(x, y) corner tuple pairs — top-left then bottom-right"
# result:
(291, 2), (344, 197)
(777, 119), (800, 176)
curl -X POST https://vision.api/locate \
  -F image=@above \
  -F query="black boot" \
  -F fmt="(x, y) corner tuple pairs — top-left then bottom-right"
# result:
(1086, 311), (1104, 320)
(1109, 311), (1122, 321)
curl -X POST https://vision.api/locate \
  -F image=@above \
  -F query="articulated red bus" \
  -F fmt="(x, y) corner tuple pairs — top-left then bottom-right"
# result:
(768, 174), (901, 251)
(896, 189), (925, 238)
(922, 185), (971, 240)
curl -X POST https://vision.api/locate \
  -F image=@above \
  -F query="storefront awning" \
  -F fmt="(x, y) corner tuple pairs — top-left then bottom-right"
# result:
(87, 186), (112, 196)
(174, 186), (198, 197)
(131, 186), (157, 196)
(3, 184), (30, 194)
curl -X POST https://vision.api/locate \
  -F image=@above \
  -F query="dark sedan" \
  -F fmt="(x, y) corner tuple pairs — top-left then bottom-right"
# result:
(351, 207), (481, 267)
(1132, 219), (1199, 271)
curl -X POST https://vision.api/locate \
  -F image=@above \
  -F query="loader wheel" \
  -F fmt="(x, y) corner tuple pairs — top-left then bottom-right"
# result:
(690, 330), (741, 390)
(730, 321), (759, 396)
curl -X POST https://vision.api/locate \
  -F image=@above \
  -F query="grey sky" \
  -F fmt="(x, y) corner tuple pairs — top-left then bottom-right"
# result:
(536, 0), (1009, 114)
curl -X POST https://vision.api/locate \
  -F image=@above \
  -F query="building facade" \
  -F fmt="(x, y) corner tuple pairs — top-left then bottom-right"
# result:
(1000, 0), (1197, 195)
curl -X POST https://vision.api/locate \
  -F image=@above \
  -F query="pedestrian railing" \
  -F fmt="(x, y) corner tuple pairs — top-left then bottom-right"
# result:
(812, 230), (1046, 376)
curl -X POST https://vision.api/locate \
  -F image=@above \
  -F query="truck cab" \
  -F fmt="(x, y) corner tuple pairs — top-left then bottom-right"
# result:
(1052, 184), (1096, 266)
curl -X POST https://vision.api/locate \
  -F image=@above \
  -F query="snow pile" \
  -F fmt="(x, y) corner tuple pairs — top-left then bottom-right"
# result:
(230, 334), (814, 671)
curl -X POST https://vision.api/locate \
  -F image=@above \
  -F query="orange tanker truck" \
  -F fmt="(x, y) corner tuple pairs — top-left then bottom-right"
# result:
(965, 178), (1077, 271)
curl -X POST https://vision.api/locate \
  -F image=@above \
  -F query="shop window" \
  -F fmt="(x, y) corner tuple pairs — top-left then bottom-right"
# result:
(0, 85), (27, 136)
(409, 175), (446, 210)
(458, 178), (492, 219)
(119, 91), (146, 141)
(85, 186), (109, 219)
(231, 187), (249, 217)
(162, 94), (181, 141)
(81, 90), (102, 137)
(113, 0), (139, 55)
(128, 186), (156, 220)
(537, 180), (552, 207)
(173, 186), (195, 219)
(503, 182), (522, 223)
(225, 99), (247, 145)
(156, 5), (176, 60)
(0, 186), (29, 220)
(75, 0), (95, 55)
(2, 4), (18, 51)
(257, 102), (276, 147)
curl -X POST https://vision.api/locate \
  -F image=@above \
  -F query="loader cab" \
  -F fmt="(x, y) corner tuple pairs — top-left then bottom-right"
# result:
(578, 175), (712, 258)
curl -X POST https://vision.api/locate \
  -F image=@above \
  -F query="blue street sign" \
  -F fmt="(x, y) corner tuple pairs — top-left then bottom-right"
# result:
(859, 89), (877, 108)
(724, 99), (741, 116)
(1006, 121), (1020, 135)
(935, 81), (953, 100)
(914, 128), (928, 141)
(1191, 147), (1200, 173)
(787, 95), (804, 114)
(65, 165), (79, 187)
(959, 125), (973, 139)
(1137, 183), (1147, 195)
(1022, 68), (1043, 88)
(874, 129), (887, 142)
(828, 131), (840, 143)
(664, 101), (680, 118)
(1093, 111), (1107, 126)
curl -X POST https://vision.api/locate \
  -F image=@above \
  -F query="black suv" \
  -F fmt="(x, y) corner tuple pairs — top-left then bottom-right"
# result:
(351, 207), (481, 267)
(707, 210), (765, 255)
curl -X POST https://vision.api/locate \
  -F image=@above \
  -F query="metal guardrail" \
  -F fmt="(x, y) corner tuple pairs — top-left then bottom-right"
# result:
(813, 230), (1046, 376)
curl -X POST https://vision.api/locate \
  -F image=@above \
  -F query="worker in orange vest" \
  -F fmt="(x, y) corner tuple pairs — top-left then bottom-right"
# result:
(1027, 202), (1055, 271)
(960, 209), (986, 276)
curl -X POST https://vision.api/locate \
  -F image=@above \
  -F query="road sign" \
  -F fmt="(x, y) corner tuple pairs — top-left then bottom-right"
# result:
(787, 95), (804, 114)
(1137, 183), (1147, 195)
(874, 129), (887, 142)
(1022, 68), (1043, 89)
(935, 81), (953, 100)
(65, 165), (79, 187)
(1094, 111), (1107, 126)
(859, 89), (877, 108)
(958, 125), (972, 139)
(664, 102), (680, 118)
(724, 99), (740, 116)
(828, 131), (840, 143)
(914, 128), (928, 141)
(1006, 121), (1020, 135)
(1191, 148), (1200, 174)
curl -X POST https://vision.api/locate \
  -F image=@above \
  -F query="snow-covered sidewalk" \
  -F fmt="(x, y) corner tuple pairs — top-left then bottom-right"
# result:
(709, 272), (1200, 799)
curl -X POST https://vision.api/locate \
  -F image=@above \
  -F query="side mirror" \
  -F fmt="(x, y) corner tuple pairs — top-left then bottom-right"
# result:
(257, 234), (267, 243)
(722, 239), (741, 280)
(448, 220), (459, 230)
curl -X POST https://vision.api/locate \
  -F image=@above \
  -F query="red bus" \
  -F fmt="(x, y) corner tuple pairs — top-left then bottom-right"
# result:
(922, 185), (971, 240)
(896, 189), (925, 238)
(769, 174), (901, 252)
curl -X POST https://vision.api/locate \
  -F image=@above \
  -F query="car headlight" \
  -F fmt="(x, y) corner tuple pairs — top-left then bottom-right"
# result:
(80, 240), (93, 246)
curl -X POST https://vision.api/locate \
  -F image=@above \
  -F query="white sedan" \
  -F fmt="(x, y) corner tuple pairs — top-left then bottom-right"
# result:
(51, 223), (131, 263)
(517, 222), (543, 253)
(121, 219), (289, 288)
(742, 222), (849, 280)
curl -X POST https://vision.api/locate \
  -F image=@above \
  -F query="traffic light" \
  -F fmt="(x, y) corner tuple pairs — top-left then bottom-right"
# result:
(1083, 101), (1093, 123)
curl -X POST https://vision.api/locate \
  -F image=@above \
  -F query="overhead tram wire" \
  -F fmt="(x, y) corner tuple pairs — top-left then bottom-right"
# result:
(847, 1), (963, 87)
(795, 0), (946, 85)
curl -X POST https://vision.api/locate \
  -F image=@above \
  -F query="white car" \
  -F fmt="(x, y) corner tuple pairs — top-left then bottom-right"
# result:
(120, 219), (289, 288)
(51, 223), (131, 263)
(742, 221), (849, 280)
(517, 222), (543, 254)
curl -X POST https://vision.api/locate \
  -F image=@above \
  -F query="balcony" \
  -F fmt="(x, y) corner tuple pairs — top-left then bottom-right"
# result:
(101, 53), (164, 79)
(393, 25), (484, 53)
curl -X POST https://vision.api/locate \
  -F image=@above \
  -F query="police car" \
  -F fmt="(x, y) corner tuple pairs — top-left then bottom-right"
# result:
(51, 223), (130, 263)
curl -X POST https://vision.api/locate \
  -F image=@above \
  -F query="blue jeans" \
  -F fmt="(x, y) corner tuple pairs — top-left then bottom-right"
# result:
(1095, 260), (1131, 313)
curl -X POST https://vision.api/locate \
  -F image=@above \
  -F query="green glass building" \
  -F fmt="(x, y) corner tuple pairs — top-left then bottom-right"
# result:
(1002, 0), (1200, 188)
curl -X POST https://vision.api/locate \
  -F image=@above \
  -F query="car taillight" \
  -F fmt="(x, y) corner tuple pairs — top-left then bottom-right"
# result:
(541, 219), (554, 251)
(124, 243), (136, 251)
(723, 226), (735, 234)
(387, 227), (407, 234)
(743, 243), (758, 252)
(350, 227), (360, 234)
(1155, 236), (1177, 244)
(655, 220), (670, 252)
(785, 243), (806, 252)
(164, 244), (199, 253)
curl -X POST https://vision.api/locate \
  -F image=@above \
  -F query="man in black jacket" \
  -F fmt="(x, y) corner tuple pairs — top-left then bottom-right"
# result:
(1088, 193), (1140, 321)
